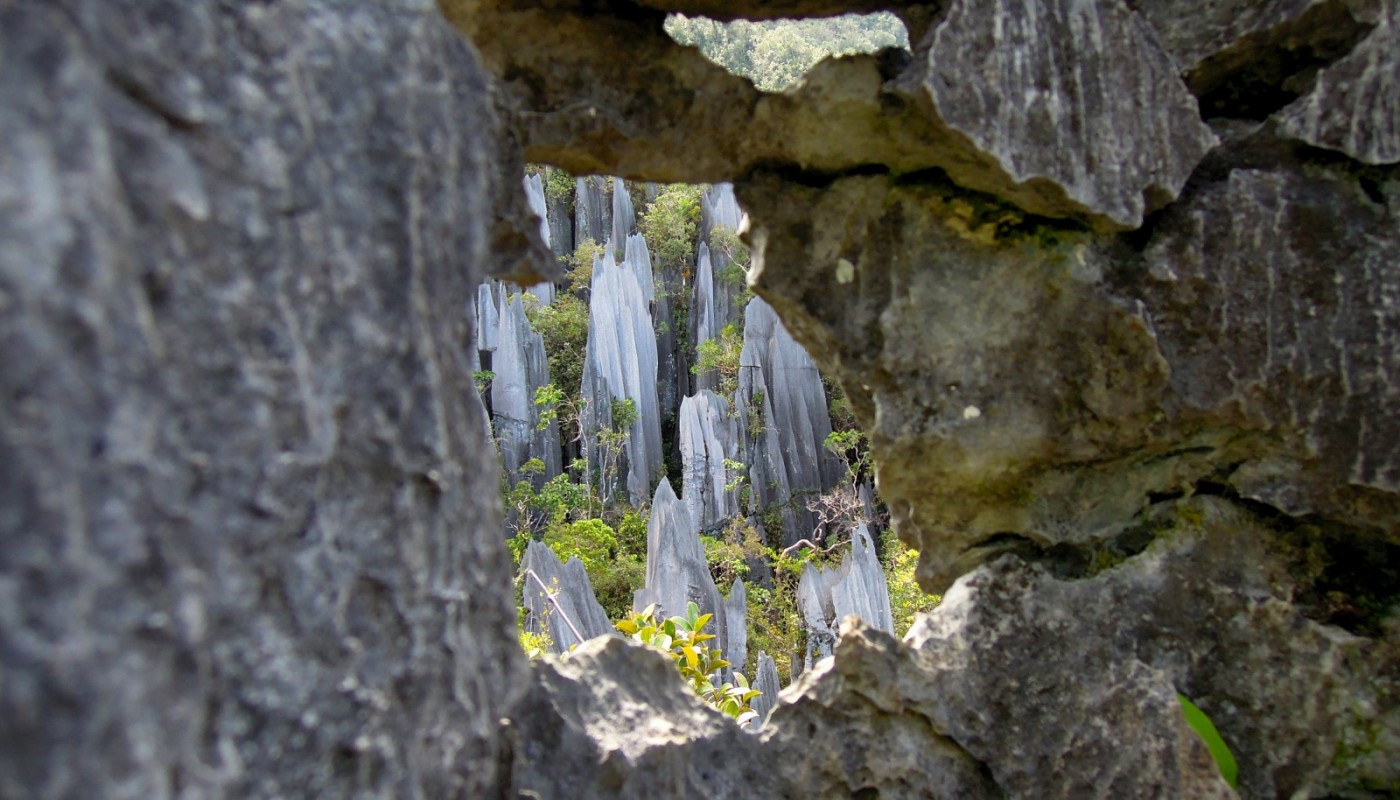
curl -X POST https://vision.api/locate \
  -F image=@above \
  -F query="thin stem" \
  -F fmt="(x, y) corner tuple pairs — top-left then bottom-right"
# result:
(524, 568), (587, 645)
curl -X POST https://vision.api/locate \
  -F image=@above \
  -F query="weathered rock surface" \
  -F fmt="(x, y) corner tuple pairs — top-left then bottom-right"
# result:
(750, 651), (782, 728)
(634, 479), (729, 653)
(796, 523), (894, 666)
(678, 390), (742, 531)
(15, 0), (1400, 797)
(520, 541), (614, 653)
(0, 2), (523, 797)
(1277, 0), (1400, 163)
(736, 297), (844, 547)
(491, 292), (562, 483)
(723, 577), (748, 679)
(740, 140), (1400, 584)
(580, 246), (664, 505)
(891, 0), (1219, 228)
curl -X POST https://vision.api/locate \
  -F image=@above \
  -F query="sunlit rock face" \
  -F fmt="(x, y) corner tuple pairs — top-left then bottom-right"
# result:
(735, 297), (844, 547)
(796, 523), (893, 667)
(679, 389), (742, 531)
(633, 479), (730, 651)
(12, 0), (1400, 797)
(520, 541), (614, 653)
(492, 292), (563, 484)
(580, 246), (663, 505)
(522, 173), (557, 304)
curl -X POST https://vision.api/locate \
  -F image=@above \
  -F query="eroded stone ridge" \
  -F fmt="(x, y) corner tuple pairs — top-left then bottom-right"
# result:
(895, 0), (1219, 227)
(1277, 0), (1400, 163)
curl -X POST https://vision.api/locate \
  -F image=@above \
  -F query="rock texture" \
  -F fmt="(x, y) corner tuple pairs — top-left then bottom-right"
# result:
(796, 523), (895, 667)
(736, 297), (844, 546)
(12, 0), (1400, 797)
(491, 292), (562, 483)
(1277, 0), (1400, 163)
(633, 480), (729, 654)
(520, 541), (615, 653)
(0, 2), (523, 798)
(678, 390), (742, 531)
(580, 247), (663, 505)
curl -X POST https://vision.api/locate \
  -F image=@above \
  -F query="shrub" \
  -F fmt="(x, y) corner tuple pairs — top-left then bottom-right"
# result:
(883, 529), (941, 636)
(618, 602), (761, 724)
(692, 322), (744, 398)
(639, 185), (705, 272)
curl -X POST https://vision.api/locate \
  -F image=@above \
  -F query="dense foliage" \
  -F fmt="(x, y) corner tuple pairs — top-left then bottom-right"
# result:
(619, 602), (762, 724)
(666, 12), (909, 92)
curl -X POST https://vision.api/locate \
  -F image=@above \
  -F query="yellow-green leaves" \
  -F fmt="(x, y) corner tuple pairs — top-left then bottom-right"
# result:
(616, 601), (762, 725)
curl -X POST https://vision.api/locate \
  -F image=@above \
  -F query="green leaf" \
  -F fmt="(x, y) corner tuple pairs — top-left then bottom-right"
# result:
(1178, 694), (1239, 788)
(694, 612), (713, 631)
(686, 602), (700, 626)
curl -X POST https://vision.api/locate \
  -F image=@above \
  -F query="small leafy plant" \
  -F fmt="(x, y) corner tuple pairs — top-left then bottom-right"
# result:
(617, 602), (762, 725)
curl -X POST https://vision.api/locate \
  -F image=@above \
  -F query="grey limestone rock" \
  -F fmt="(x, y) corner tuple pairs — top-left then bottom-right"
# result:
(704, 182), (745, 232)
(520, 541), (615, 653)
(580, 248), (663, 505)
(892, 0), (1218, 228)
(795, 523), (894, 669)
(678, 390), (741, 531)
(0, 1), (523, 797)
(1277, 0), (1400, 163)
(476, 281), (502, 353)
(611, 176), (637, 251)
(521, 173), (557, 304)
(574, 174), (611, 246)
(736, 297), (844, 547)
(491, 292), (562, 484)
(723, 577), (748, 681)
(900, 496), (1399, 799)
(749, 651), (782, 728)
(633, 479), (729, 660)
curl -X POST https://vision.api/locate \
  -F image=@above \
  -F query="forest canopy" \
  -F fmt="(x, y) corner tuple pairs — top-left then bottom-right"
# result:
(665, 12), (909, 92)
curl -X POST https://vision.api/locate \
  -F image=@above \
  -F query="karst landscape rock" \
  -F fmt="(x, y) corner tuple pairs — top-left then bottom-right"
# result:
(3, 0), (1398, 798)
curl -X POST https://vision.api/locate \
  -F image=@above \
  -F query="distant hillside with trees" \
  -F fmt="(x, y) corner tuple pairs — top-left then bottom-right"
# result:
(665, 12), (909, 92)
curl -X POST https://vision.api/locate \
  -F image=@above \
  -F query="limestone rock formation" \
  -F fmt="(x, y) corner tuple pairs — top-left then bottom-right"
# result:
(678, 390), (741, 531)
(521, 173), (557, 304)
(723, 577), (748, 680)
(12, 0), (1400, 797)
(580, 247), (663, 505)
(736, 297), (845, 546)
(891, 0), (1219, 228)
(0, 2), (523, 796)
(1277, 0), (1400, 163)
(574, 174), (611, 246)
(749, 651), (782, 728)
(795, 523), (894, 667)
(520, 541), (615, 653)
(633, 479), (729, 656)
(611, 177), (637, 251)
(492, 292), (562, 483)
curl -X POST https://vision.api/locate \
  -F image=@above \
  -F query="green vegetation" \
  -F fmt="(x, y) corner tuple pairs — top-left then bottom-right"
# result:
(883, 530), (941, 636)
(509, 154), (948, 701)
(639, 184), (706, 273)
(666, 13), (909, 92)
(709, 225), (751, 289)
(472, 369), (495, 394)
(691, 322), (744, 399)
(618, 602), (762, 724)
(1177, 694), (1240, 789)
